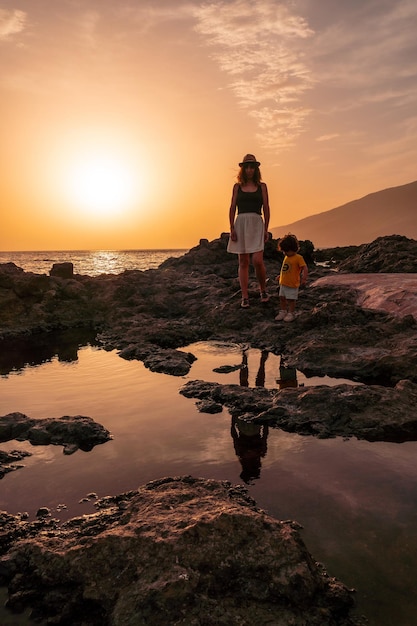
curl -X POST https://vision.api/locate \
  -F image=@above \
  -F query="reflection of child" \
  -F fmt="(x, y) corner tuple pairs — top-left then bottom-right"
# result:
(276, 365), (298, 389)
(275, 234), (308, 322)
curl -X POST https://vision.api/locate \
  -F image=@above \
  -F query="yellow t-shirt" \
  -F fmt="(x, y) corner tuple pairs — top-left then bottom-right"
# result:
(280, 253), (306, 288)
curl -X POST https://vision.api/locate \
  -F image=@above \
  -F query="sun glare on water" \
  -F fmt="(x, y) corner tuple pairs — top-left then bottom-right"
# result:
(65, 153), (138, 217)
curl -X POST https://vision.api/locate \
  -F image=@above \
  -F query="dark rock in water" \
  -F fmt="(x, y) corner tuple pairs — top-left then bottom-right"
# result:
(0, 412), (111, 453)
(181, 378), (417, 442)
(0, 476), (362, 625)
(118, 342), (197, 376)
(196, 399), (223, 413)
(0, 449), (31, 478)
(50, 262), (74, 278)
(181, 379), (273, 414)
(141, 348), (196, 376)
(213, 364), (241, 373)
(0, 413), (111, 476)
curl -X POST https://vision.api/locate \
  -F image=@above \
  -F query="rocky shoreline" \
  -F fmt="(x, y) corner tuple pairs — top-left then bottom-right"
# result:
(0, 476), (363, 626)
(1, 233), (417, 624)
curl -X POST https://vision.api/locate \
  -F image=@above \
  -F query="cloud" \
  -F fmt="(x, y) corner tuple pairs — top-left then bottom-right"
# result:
(192, 0), (314, 152)
(0, 9), (27, 39)
(114, 3), (193, 35)
(316, 134), (340, 142)
(312, 0), (417, 92)
(78, 11), (101, 48)
(192, 0), (417, 159)
(300, 0), (417, 177)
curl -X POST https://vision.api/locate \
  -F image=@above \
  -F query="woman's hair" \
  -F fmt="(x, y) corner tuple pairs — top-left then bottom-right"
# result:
(278, 233), (300, 253)
(237, 165), (262, 185)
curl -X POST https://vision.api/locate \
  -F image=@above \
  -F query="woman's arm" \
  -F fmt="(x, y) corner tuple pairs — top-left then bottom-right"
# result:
(229, 183), (239, 241)
(261, 182), (270, 240)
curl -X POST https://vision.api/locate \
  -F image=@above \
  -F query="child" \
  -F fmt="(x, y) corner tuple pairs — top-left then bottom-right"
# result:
(275, 234), (308, 322)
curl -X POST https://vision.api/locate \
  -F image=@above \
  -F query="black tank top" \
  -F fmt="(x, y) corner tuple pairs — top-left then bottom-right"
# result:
(237, 185), (263, 215)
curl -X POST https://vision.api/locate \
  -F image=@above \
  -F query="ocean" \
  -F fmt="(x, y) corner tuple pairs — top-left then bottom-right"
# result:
(0, 249), (188, 276)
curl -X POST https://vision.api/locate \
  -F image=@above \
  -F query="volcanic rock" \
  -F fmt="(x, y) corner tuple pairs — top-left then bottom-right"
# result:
(0, 412), (111, 455)
(310, 273), (417, 320)
(0, 476), (361, 626)
(50, 262), (74, 278)
(336, 235), (417, 273)
(0, 449), (31, 479)
(180, 378), (417, 442)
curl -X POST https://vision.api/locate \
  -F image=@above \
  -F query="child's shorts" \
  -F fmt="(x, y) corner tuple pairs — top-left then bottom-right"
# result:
(279, 285), (299, 300)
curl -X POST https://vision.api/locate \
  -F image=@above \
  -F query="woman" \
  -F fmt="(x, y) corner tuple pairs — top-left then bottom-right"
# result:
(227, 154), (270, 308)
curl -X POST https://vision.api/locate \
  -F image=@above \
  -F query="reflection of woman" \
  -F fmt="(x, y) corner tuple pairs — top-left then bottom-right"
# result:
(255, 350), (268, 387)
(231, 415), (269, 484)
(227, 154), (270, 308)
(239, 349), (269, 388)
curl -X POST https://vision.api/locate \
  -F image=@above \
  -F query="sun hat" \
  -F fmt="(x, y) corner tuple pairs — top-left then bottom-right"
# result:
(239, 154), (260, 167)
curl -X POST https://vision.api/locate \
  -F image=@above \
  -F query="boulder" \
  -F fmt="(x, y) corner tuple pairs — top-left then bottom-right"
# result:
(0, 476), (361, 625)
(118, 342), (197, 376)
(50, 262), (74, 278)
(337, 235), (417, 273)
(0, 413), (111, 454)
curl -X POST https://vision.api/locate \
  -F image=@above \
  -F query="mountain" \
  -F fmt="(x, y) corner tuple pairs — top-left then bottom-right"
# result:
(270, 180), (417, 248)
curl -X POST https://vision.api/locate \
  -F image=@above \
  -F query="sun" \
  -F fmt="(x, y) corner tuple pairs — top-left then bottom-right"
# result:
(65, 152), (138, 217)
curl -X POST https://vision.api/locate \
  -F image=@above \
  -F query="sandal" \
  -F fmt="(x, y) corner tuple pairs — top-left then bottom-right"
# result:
(241, 298), (250, 308)
(260, 291), (270, 303)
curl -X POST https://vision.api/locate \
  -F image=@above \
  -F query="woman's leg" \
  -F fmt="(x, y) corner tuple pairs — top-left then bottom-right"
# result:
(252, 250), (267, 292)
(238, 253), (250, 299)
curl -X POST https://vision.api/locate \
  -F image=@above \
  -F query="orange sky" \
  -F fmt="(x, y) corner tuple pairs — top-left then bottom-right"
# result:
(1, 1), (417, 251)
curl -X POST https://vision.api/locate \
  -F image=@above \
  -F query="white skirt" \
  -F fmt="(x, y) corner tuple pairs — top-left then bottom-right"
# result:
(227, 213), (265, 254)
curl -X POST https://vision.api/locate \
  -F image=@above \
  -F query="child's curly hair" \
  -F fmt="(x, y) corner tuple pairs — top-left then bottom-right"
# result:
(278, 233), (300, 253)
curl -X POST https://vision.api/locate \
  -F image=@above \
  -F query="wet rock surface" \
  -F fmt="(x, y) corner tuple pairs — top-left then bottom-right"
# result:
(0, 476), (363, 626)
(0, 413), (111, 476)
(181, 378), (417, 442)
(0, 449), (31, 479)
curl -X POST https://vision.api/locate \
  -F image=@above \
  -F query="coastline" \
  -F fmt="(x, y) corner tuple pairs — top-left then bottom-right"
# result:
(1, 232), (417, 625)
(0, 248), (188, 276)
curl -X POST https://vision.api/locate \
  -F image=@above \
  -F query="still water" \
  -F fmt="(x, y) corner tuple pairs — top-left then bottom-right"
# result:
(1, 341), (417, 625)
